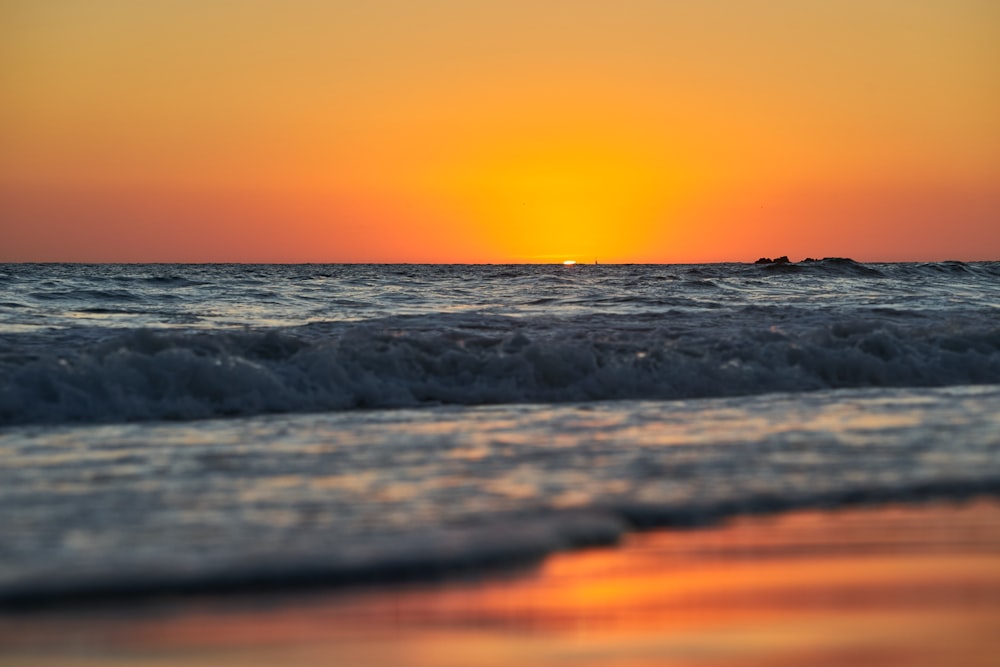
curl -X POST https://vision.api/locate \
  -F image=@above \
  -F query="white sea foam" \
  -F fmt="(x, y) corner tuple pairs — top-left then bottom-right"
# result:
(2, 303), (999, 425)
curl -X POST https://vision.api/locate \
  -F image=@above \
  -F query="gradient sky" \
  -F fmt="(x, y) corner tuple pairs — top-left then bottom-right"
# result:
(2, 0), (998, 262)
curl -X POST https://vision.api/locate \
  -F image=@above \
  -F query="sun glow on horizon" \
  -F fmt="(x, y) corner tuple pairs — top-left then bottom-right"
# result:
(419, 140), (692, 263)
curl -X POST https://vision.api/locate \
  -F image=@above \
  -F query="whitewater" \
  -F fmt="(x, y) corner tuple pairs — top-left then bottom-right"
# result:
(2, 260), (1000, 604)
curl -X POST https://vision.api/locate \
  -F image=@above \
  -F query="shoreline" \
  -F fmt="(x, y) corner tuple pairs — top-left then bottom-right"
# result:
(3, 497), (1000, 666)
(4, 483), (1000, 611)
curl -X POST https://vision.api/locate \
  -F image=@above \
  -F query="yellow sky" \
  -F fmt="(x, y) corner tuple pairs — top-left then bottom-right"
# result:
(2, 1), (998, 262)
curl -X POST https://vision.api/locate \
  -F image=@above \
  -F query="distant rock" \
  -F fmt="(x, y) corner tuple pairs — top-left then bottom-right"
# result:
(803, 257), (858, 264)
(754, 256), (867, 268)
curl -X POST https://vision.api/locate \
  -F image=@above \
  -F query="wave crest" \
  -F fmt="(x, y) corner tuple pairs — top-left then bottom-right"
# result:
(3, 312), (999, 425)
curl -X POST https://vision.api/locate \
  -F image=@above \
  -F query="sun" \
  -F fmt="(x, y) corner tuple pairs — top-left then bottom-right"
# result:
(563, 260), (577, 266)
(425, 139), (677, 263)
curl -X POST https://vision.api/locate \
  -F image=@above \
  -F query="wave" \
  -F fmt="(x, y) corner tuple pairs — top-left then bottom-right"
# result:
(2, 310), (999, 425)
(7, 477), (1000, 607)
(3, 384), (1000, 606)
(28, 288), (144, 302)
(754, 257), (886, 277)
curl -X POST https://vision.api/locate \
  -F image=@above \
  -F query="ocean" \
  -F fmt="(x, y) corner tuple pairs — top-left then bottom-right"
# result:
(2, 260), (1000, 605)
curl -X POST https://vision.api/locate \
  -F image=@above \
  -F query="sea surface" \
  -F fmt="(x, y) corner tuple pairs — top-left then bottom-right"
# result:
(2, 260), (1000, 604)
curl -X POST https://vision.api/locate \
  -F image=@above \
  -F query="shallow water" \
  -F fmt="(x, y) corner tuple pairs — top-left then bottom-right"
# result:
(3, 385), (1000, 603)
(2, 261), (999, 602)
(5, 500), (1000, 667)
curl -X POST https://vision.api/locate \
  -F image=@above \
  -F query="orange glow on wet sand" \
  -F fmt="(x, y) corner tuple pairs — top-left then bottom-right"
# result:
(3, 499), (1000, 667)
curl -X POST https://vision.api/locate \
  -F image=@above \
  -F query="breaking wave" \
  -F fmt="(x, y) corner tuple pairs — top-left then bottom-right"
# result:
(3, 309), (999, 425)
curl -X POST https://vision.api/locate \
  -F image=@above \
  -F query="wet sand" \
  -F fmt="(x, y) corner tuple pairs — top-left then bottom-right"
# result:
(3, 498), (1000, 667)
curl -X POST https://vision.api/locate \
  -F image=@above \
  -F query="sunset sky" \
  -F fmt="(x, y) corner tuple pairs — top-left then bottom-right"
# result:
(2, 0), (998, 263)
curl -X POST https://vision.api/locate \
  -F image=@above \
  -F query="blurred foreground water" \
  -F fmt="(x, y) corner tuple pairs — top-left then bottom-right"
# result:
(3, 499), (999, 667)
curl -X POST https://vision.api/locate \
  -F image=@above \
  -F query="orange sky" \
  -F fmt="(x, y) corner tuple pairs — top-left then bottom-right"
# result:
(2, 1), (998, 263)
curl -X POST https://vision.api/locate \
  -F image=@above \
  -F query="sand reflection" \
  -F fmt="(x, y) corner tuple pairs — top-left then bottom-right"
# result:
(3, 500), (1000, 666)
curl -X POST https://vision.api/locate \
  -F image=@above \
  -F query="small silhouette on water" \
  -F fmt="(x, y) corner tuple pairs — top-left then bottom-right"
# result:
(754, 256), (860, 265)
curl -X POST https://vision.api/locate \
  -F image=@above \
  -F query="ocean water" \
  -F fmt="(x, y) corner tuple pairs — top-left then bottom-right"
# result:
(2, 260), (1000, 604)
